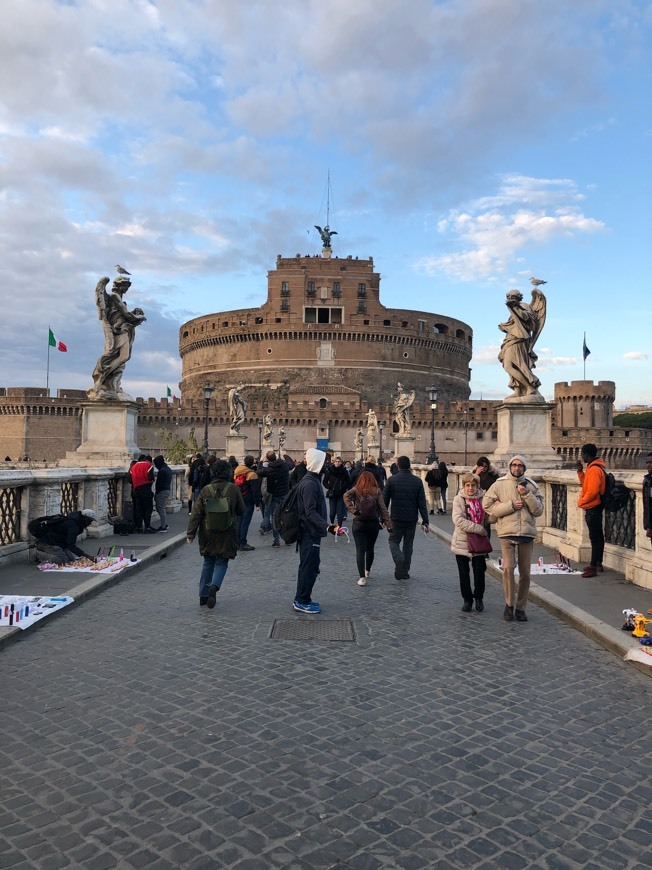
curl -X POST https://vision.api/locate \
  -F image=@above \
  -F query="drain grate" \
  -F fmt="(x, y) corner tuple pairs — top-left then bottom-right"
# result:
(270, 618), (356, 642)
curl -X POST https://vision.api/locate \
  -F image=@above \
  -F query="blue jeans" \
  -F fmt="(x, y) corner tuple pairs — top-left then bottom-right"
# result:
(296, 534), (321, 604)
(237, 502), (255, 545)
(268, 494), (284, 544)
(199, 555), (229, 598)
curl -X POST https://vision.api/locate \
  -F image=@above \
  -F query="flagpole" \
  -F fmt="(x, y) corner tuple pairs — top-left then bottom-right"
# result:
(46, 327), (51, 393)
(583, 332), (586, 379)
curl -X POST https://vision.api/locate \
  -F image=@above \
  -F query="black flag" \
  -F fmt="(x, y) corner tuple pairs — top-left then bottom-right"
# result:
(582, 333), (591, 361)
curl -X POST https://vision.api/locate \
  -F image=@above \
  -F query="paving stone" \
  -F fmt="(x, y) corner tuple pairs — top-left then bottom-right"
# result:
(1, 535), (651, 869)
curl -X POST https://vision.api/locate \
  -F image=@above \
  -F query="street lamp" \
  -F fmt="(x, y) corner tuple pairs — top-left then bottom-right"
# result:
(257, 419), (263, 458)
(202, 382), (213, 453)
(378, 420), (385, 461)
(427, 385), (438, 464)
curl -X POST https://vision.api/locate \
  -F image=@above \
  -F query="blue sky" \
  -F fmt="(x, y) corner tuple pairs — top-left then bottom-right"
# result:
(0, 0), (650, 407)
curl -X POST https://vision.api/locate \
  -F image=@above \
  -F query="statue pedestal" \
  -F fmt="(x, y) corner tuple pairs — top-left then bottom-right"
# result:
(393, 435), (416, 461)
(492, 399), (564, 469)
(62, 401), (141, 468)
(225, 434), (247, 464)
(367, 440), (379, 459)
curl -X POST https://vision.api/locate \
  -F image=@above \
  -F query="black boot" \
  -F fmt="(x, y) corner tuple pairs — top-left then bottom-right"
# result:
(475, 598), (484, 612)
(461, 600), (473, 612)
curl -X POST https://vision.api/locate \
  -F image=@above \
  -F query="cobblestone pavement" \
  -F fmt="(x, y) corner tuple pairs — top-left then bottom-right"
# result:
(2, 526), (651, 869)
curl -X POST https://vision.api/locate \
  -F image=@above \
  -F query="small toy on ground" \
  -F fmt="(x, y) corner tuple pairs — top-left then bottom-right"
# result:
(622, 608), (638, 632)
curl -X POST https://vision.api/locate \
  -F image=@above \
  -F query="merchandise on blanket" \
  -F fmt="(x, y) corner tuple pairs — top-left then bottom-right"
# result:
(1, 595), (74, 629)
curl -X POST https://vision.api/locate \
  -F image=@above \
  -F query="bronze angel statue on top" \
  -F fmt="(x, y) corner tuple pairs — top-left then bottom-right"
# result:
(314, 225), (337, 249)
(498, 288), (547, 399)
(88, 276), (146, 402)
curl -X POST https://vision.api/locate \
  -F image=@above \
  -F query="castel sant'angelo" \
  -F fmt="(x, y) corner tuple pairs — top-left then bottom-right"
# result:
(174, 238), (473, 456)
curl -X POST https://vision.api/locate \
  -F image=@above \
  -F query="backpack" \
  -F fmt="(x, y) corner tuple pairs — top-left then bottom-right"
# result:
(204, 483), (234, 532)
(234, 472), (250, 498)
(192, 465), (205, 489)
(600, 469), (630, 513)
(358, 494), (379, 522)
(274, 487), (301, 545)
(28, 513), (66, 539)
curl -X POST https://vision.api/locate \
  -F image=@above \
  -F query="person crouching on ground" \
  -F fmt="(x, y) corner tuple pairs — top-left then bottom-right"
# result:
(344, 470), (392, 587)
(483, 455), (544, 623)
(186, 458), (244, 609)
(451, 473), (489, 612)
(293, 448), (336, 613)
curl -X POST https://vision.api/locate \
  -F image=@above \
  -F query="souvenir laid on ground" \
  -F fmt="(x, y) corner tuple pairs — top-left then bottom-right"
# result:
(0, 595), (74, 630)
(624, 647), (652, 667)
(37, 548), (139, 574)
(490, 554), (580, 575)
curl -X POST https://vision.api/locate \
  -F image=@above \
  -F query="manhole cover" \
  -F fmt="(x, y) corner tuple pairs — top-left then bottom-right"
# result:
(270, 618), (356, 642)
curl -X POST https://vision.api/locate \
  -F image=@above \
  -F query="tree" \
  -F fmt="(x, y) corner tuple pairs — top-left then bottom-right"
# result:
(613, 412), (652, 430)
(154, 426), (201, 464)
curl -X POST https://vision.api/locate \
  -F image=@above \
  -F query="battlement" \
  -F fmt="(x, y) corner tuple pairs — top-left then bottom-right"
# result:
(554, 380), (616, 399)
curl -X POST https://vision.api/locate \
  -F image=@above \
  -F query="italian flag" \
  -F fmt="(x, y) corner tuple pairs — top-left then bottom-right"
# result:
(167, 386), (177, 399)
(48, 328), (67, 353)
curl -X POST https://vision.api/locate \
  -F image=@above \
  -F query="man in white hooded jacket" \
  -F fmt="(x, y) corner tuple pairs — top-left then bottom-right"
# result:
(482, 455), (544, 622)
(294, 448), (337, 613)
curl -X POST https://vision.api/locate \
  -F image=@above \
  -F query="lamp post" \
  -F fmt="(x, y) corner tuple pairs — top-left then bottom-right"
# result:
(463, 406), (469, 466)
(202, 382), (213, 453)
(427, 385), (438, 464)
(378, 419), (385, 461)
(257, 419), (263, 459)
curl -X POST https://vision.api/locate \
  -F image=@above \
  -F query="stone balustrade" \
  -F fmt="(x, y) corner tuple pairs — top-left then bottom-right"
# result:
(0, 466), (187, 567)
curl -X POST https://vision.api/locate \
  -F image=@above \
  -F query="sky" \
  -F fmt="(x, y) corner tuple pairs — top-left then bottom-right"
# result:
(1, 0), (650, 408)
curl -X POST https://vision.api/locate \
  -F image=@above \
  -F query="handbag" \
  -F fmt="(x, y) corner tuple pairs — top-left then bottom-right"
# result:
(467, 532), (492, 555)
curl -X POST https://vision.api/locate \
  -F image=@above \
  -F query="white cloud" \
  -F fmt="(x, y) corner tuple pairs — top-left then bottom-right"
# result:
(623, 351), (648, 360)
(415, 176), (606, 281)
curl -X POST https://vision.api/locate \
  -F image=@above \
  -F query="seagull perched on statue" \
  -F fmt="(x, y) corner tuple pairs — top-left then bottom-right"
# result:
(115, 264), (131, 276)
(530, 277), (547, 286)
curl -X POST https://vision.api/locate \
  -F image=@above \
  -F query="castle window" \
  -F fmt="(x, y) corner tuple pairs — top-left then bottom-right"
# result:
(476, 432), (484, 440)
(340, 266), (346, 271)
(363, 319), (370, 325)
(401, 321), (408, 328)
(456, 329), (465, 339)
(332, 282), (341, 297)
(281, 300), (289, 311)
(357, 283), (366, 297)
(255, 317), (263, 324)
(182, 330), (188, 338)
(403, 352), (409, 358)
(434, 323), (449, 334)
(357, 301), (366, 313)
(281, 282), (290, 296)
(418, 320), (426, 331)
(319, 398), (328, 410)
(307, 281), (315, 297)
(383, 319), (391, 327)
(491, 431), (497, 440)
(267, 348), (273, 354)
(304, 306), (342, 324)
(222, 321), (229, 327)
(562, 430), (568, 437)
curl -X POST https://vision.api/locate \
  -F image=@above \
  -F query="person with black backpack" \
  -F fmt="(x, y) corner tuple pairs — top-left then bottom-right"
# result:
(576, 443), (607, 578)
(31, 510), (97, 564)
(293, 448), (337, 613)
(186, 459), (244, 609)
(344, 471), (392, 587)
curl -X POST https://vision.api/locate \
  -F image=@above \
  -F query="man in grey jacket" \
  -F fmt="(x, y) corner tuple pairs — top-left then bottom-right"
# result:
(382, 455), (429, 579)
(483, 454), (544, 623)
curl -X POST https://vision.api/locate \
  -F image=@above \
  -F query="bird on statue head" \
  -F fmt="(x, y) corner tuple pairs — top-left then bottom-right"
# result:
(530, 277), (547, 286)
(115, 264), (131, 276)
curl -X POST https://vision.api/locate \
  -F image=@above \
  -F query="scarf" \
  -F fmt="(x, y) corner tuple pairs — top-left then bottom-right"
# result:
(467, 497), (485, 525)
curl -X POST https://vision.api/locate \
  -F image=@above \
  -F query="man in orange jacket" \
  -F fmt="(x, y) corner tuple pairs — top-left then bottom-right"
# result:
(576, 443), (606, 578)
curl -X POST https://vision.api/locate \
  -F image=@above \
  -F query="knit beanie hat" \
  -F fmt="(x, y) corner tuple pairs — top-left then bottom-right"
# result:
(509, 455), (527, 471)
(81, 509), (96, 521)
(305, 448), (326, 473)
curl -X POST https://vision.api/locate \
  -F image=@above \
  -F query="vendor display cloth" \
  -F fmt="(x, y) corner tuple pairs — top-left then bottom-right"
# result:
(0, 595), (73, 630)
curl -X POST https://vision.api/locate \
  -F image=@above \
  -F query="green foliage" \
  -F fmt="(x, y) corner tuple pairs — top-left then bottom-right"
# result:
(156, 426), (200, 465)
(613, 412), (652, 430)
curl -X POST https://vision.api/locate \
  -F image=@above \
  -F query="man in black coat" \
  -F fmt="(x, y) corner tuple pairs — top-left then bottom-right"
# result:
(35, 510), (97, 564)
(382, 456), (429, 579)
(294, 448), (334, 613)
(257, 451), (294, 547)
(153, 454), (173, 532)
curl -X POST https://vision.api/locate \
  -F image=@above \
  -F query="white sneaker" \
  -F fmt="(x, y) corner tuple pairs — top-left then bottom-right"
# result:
(365, 569), (371, 578)
(357, 577), (367, 586)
